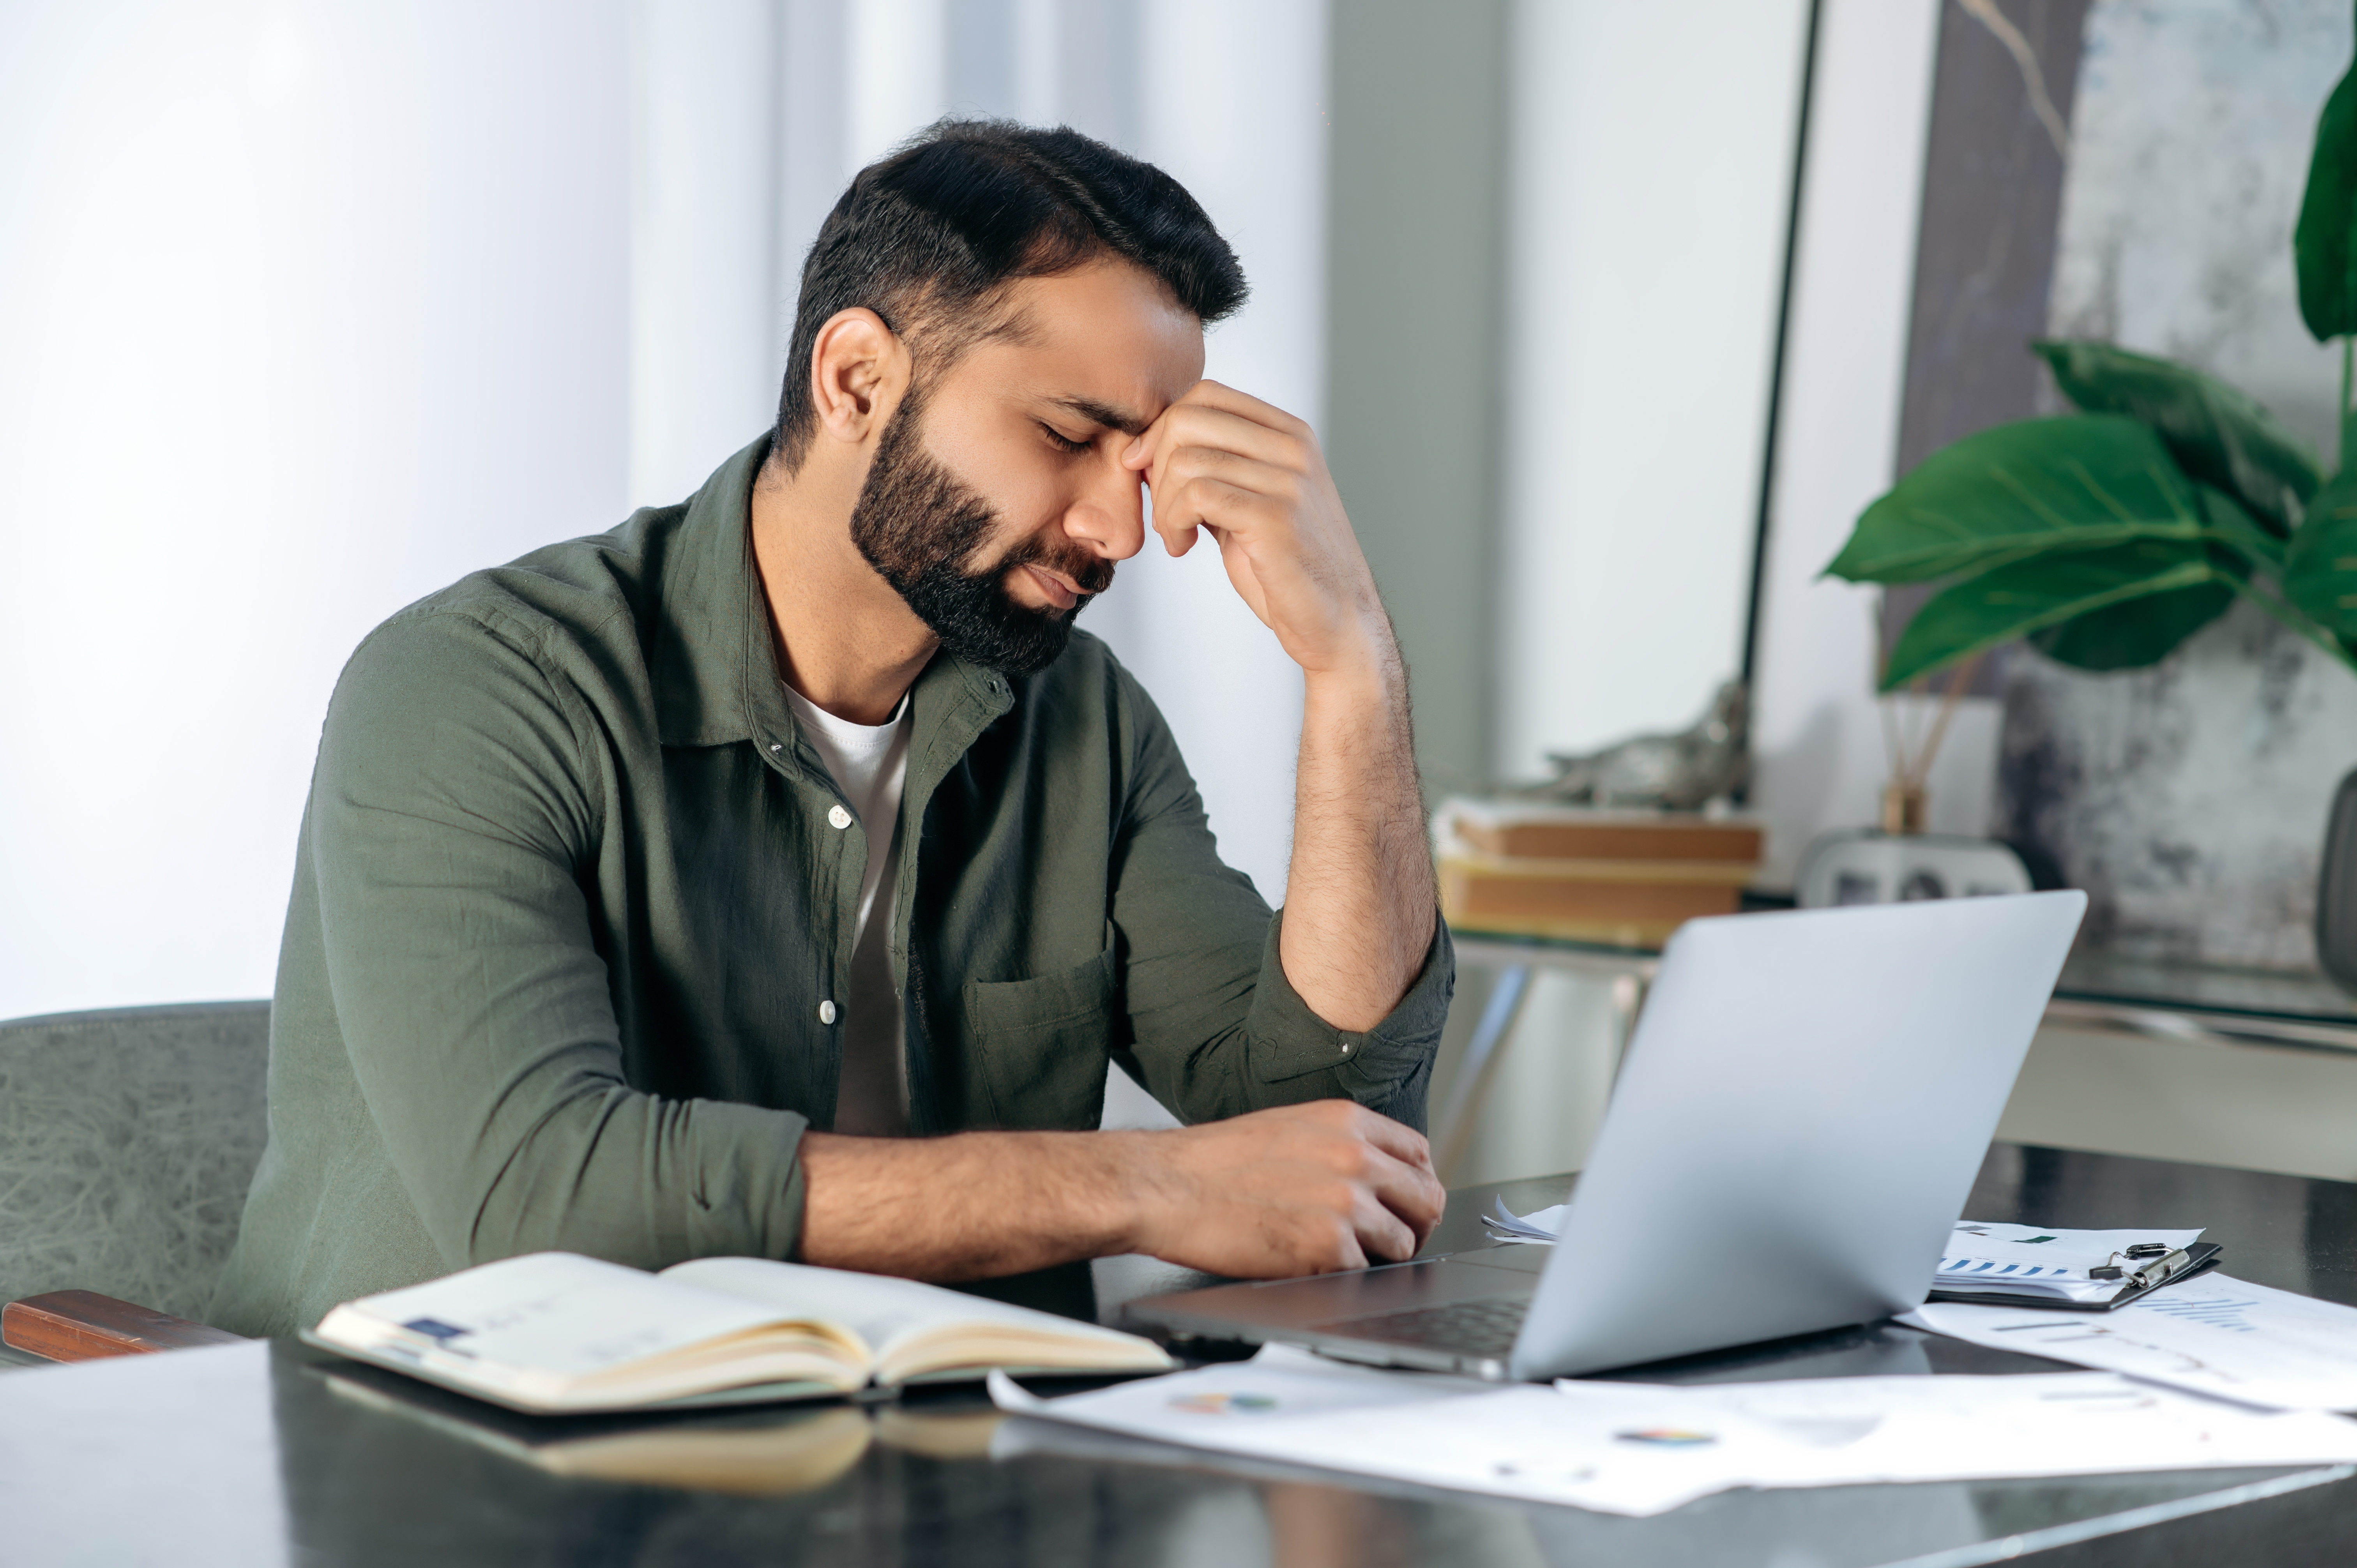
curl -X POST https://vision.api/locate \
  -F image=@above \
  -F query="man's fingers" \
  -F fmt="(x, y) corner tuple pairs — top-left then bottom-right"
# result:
(1170, 378), (1309, 437)
(1326, 1227), (1373, 1274)
(1146, 449), (1299, 550)
(1348, 1106), (1438, 1173)
(1133, 404), (1302, 475)
(1349, 1184), (1421, 1264)
(1360, 1145), (1446, 1245)
(1152, 444), (1298, 505)
(1150, 474), (1269, 556)
(1123, 381), (1311, 472)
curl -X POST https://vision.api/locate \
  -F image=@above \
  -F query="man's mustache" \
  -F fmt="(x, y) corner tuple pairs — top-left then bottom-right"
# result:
(983, 538), (1116, 600)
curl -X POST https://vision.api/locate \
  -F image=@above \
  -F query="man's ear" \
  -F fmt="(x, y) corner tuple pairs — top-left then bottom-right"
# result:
(808, 308), (910, 446)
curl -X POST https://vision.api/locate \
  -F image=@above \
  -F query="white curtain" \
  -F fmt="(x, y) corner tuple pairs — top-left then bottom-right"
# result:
(0, 0), (633, 1021)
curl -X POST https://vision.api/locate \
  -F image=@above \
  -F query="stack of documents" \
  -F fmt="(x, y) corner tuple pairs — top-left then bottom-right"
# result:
(990, 1345), (2357, 1518)
(1928, 1221), (2205, 1305)
(1484, 1205), (2210, 1307)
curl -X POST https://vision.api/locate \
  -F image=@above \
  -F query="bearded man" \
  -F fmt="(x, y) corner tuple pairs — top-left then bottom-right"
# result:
(212, 120), (1451, 1336)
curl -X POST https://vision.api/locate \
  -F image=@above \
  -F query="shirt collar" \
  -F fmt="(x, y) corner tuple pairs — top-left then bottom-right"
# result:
(650, 434), (1015, 752)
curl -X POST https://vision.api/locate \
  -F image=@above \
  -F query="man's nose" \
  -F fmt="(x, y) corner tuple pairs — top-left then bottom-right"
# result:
(1062, 455), (1147, 562)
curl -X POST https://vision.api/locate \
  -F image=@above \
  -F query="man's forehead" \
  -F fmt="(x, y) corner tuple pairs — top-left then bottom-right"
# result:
(988, 262), (1203, 422)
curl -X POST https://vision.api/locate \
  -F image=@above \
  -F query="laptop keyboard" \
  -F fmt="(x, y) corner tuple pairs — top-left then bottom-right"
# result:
(1320, 1296), (1529, 1356)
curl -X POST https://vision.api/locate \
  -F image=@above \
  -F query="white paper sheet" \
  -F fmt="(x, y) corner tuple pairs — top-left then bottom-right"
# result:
(1482, 1199), (1568, 1244)
(989, 1346), (2357, 1517)
(1905, 1274), (2357, 1411)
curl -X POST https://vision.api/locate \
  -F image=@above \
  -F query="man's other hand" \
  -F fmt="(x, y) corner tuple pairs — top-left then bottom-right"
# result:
(1121, 1100), (1446, 1277)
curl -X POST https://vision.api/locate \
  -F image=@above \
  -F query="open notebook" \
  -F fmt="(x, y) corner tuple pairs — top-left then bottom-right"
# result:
(303, 1252), (1173, 1415)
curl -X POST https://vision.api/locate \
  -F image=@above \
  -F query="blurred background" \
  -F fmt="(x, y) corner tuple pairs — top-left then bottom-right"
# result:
(9, 0), (2349, 1186)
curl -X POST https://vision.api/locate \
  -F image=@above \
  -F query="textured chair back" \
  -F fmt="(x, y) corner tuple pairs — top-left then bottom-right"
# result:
(0, 1002), (270, 1323)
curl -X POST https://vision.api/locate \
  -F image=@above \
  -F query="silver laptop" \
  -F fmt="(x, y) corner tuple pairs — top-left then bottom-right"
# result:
(1125, 891), (2087, 1381)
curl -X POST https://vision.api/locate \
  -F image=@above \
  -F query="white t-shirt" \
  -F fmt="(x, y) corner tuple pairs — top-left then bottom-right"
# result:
(782, 684), (912, 1137)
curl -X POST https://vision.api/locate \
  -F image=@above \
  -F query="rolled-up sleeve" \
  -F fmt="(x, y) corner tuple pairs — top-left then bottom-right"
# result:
(312, 609), (808, 1272)
(1107, 669), (1452, 1130)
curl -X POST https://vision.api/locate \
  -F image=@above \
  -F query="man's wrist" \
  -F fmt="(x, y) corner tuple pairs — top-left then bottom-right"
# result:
(1093, 1127), (1174, 1257)
(1300, 644), (1405, 731)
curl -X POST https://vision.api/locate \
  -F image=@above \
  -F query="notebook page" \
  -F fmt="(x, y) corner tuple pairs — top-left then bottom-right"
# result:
(320, 1252), (816, 1382)
(661, 1257), (1161, 1368)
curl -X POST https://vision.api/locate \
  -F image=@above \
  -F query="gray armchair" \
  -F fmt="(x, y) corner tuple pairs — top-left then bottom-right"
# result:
(0, 1001), (270, 1363)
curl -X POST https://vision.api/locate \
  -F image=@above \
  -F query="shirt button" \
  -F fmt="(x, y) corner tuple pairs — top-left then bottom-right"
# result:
(818, 999), (837, 1025)
(827, 805), (852, 830)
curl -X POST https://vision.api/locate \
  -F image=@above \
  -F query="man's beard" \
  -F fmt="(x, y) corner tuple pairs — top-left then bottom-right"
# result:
(848, 395), (1114, 678)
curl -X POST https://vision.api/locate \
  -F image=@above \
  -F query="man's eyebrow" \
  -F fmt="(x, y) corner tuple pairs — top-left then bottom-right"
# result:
(1046, 396), (1150, 437)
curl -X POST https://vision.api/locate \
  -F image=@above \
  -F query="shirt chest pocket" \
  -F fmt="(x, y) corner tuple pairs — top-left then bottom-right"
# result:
(961, 950), (1123, 1131)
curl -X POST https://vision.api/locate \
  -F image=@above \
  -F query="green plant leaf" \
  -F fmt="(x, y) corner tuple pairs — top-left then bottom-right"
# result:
(2027, 583), (2235, 671)
(1828, 415), (2210, 585)
(2295, 41), (2357, 343)
(1882, 540), (2227, 689)
(2285, 463), (2357, 638)
(2032, 340), (2323, 534)
(2197, 483), (2286, 575)
(2023, 486), (2271, 672)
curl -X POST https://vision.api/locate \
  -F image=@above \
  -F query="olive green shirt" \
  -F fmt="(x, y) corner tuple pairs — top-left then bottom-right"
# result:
(210, 437), (1452, 1337)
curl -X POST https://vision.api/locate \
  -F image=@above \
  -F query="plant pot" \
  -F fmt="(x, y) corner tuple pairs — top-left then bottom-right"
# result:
(1997, 601), (2357, 971)
(2316, 768), (2357, 994)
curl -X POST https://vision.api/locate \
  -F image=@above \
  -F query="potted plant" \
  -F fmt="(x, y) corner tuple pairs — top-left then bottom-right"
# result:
(1822, 29), (2357, 983)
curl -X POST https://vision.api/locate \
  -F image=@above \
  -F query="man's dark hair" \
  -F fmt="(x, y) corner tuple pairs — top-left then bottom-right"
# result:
(772, 120), (1248, 472)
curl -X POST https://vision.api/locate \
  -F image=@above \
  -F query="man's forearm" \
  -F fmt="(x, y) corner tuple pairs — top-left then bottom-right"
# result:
(797, 1100), (1445, 1280)
(1280, 623), (1436, 1033)
(798, 1128), (1134, 1279)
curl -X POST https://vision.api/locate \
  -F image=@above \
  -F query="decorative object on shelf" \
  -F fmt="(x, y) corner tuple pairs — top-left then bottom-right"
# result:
(1877, 653), (1983, 836)
(1516, 681), (1749, 811)
(1826, 21), (2357, 985)
(1794, 832), (2032, 911)
(1433, 798), (1762, 948)
(1793, 628), (2030, 913)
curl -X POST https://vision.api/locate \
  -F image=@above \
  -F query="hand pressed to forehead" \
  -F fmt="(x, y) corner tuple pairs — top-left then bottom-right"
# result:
(1119, 380), (1389, 679)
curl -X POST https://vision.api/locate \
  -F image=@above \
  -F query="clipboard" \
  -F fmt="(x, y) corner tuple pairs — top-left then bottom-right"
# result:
(1925, 1242), (2223, 1312)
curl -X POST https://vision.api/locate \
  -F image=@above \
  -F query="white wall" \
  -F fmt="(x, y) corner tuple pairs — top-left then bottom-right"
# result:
(1746, 0), (1947, 887)
(1451, 0), (1966, 1185)
(1456, 0), (1820, 1189)
(628, 0), (785, 506)
(0, 0), (630, 1021)
(1496, 0), (1812, 779)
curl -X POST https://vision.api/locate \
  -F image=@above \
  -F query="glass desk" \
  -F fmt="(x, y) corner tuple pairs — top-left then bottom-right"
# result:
(2045, 950), (2357, 1054)
(5, 1146), (2355, 1567)
(1440, 926), (2357, 1172)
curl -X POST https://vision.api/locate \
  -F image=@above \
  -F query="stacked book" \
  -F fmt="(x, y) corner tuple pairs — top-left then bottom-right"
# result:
(1435, 797), (1763, 948)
